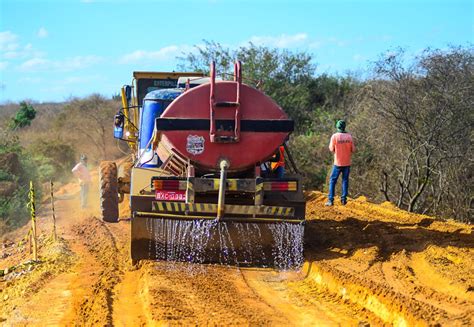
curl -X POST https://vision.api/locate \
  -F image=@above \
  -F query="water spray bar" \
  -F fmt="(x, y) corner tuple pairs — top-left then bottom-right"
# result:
(151, 201), (295, 217)
(134, 211), (302, 224)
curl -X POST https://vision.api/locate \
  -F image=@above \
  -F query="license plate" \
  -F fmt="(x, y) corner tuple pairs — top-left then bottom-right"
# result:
(155, 190), (186, 201)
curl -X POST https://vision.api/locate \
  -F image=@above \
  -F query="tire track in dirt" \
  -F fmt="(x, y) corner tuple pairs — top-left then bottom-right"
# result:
(73, 217), (154, 326)
(142, 262), (291, 325)
(19, 239), (103, 325)
(305, 261), (448, 325)
(72, 217), (122, 326)
(112, 267), (149, 326)
(4, 216), (151, 326)
(379, 253), (471, 321)
(304, 192), (474, 325)
(239, 267), (372, 326)
(106, 219), (150, 326)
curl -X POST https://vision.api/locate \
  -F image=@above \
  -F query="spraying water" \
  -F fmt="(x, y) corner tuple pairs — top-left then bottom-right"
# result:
(146, 218), (304, 270)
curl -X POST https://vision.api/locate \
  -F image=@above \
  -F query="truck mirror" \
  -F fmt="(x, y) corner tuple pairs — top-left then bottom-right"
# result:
(124, 85), (132, 102)
(114, 113), (125, 139)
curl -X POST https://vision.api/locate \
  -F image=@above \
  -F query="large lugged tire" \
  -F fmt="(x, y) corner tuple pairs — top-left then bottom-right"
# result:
(99, 161), (119, 222)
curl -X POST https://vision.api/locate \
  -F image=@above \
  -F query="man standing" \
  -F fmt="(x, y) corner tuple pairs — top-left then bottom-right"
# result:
(72, 154), (91, 209)
(271, 145), (285, 179)
(326, 120), (355, 206)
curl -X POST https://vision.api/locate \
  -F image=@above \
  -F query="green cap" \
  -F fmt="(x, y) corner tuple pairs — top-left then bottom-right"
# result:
(336, 120), (346, 132)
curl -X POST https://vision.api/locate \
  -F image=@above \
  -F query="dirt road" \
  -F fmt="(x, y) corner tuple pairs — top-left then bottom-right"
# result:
(1, 177), (472, 326)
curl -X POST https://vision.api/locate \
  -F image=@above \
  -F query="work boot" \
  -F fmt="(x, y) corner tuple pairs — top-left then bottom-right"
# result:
(325, 200), (334, 206)
(341, 198), (347, 205)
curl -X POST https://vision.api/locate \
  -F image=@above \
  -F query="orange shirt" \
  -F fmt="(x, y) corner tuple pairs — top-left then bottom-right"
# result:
(271, 146), (285, 170)
(329, 132), (355, 166)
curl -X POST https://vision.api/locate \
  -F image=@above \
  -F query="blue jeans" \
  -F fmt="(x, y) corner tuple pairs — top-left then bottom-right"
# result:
(328, 165), (350, 202)
(274, 166), (285, 179)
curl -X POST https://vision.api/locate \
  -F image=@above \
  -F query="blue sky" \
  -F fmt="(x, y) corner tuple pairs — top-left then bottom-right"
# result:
(0, 0), (472, 103)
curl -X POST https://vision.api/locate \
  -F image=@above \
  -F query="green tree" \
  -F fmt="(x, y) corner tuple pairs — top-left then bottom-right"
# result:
(178, 41), (317, 133)
(10, 101), (37, 130)
(0, 128), (39, 233)
(178, 40), (234, 77)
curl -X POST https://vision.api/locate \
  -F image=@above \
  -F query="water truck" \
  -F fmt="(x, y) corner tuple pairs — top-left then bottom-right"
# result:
(99, 62), (306, 268)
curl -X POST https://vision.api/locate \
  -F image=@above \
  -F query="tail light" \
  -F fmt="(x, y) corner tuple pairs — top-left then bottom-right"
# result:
(264, 181), (297, 192)
(152, 179), (186, 191)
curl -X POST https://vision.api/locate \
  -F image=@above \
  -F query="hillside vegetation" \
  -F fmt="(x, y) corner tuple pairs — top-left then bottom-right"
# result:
(0, 95), (122, 233)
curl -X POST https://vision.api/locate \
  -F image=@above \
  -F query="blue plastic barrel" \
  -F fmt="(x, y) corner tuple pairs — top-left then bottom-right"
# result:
(138, 89), (183, 167)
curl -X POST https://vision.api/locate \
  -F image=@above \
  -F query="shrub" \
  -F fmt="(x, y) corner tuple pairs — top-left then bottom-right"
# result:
(0, 128), (41, 232)
(28, 139), (76, 183)
(289, 134), (332, 190)
(10, 101), (36, 130)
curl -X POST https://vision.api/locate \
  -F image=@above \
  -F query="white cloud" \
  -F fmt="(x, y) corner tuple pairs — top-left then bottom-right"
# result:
(19, 58), (49, 71)
(353, 54), (365, 62)
(0, 31), (19, 52)
(0, 31), (44, 60)
(4, 43), (43, 60)
(37, 27), (48, 38)
(61, 55), (102, 70)
(327, 37), (347, 47)
(3, 52), (18, 59)
(62, 75), (101, 84)
(308, 41), (322, 49)
(19, 77), (43, 83)
(39, 84), (67, 94)
(19, 55), (102, 72)
(119, 45), (194, 64)
(247, 33), (308, 48)
(2, 30), (100, 72)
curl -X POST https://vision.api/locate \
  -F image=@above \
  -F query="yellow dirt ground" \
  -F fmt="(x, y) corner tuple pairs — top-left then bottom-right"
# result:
(0, 175), (472, 326)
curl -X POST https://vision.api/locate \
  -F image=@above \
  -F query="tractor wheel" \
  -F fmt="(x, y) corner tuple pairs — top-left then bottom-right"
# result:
(99, 161), (119, 223)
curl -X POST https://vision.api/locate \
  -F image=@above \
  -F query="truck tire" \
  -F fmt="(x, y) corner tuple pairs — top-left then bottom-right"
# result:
(99, 161), (119, 223)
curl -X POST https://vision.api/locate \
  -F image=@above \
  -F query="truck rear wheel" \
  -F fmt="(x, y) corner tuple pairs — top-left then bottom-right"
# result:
(99, 161), (119, 223)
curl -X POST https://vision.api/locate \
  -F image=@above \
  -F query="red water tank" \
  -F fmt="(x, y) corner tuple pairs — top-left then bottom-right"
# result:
(156, 63), (293, 173)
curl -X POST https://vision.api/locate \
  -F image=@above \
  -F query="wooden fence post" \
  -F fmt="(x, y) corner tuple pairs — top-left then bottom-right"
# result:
(28, 230), (32, 254)
(28, 181), (38, 261)
(50, 181), (57, 241)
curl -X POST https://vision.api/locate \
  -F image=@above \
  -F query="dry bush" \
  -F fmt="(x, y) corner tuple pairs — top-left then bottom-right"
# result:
(351, 47), (473, 221)
(2, 95), (127, 168)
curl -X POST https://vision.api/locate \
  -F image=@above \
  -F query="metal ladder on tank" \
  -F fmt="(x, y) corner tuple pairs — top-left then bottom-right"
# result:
(209, 61), (242, 143)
